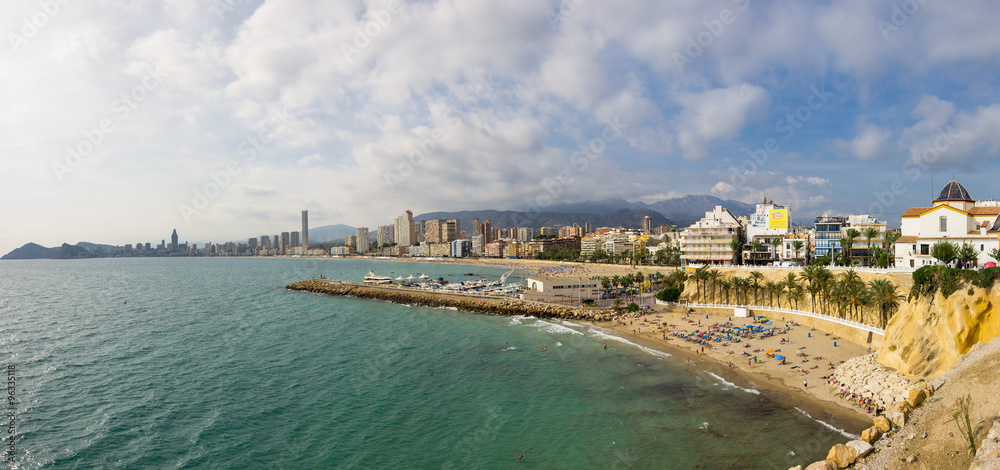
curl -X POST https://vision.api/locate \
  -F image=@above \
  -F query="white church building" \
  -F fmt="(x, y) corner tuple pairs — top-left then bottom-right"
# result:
(896, 180), (1000, 268)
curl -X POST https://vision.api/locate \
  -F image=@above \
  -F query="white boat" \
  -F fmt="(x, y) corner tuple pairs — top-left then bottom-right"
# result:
(363, 271), (394, 285)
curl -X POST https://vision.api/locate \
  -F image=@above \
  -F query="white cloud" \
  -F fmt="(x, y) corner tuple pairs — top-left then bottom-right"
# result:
(848, 123), (891, 160)
(676, 83), (770, 160)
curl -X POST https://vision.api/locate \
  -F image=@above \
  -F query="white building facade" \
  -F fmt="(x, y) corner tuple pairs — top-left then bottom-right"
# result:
(896, 180), (1000, 268)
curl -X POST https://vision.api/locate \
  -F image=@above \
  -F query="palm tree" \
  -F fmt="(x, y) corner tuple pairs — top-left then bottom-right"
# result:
(790, 286), (805, 310)
(729, 238), (742, 266)
(731, 277), (746, 304)
(863, 227), (879, 267)
(784, 272), (798, 308)
(750, 239), (762, 265)
(749, 271), (764, 305)
(792, 240), (804, 263)
(841, 270), (863, 320)
(845, 228), (861, 266)
(837, 237), (851, 266)
(707, 269), (721, 303)
(718, 278), (732, 304)
(771, 237), (782, 263)
(883, 230), (901, 268)
(869, 279), (904, 328)
(764, 280), (779, 307)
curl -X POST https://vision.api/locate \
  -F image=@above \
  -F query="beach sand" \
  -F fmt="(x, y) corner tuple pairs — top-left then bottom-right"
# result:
(602, 306), (873, 429)
(373, 256), (874, 430)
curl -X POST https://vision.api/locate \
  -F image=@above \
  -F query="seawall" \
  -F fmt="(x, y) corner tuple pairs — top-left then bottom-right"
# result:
(285, 279), (613, 321)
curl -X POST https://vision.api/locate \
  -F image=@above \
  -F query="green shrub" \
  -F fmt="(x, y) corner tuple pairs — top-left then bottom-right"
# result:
(626, 303), (640, 312)
(656, 287), (681, 302)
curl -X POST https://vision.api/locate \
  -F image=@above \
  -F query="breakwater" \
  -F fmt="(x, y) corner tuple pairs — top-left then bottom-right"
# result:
(286, 279), (614, 321)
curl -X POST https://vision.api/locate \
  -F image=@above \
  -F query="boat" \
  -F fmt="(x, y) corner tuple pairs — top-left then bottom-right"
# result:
(363, 271), (394, 285)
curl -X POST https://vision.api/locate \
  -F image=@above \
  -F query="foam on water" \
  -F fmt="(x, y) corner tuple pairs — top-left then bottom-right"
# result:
(585, 326), (672, 359)
(795, 407), (859, 440)
(530, 319), (584, 336)
(705, 372), (761, 395)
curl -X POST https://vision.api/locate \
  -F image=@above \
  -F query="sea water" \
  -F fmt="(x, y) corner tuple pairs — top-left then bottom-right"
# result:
(0, 258), (849, 468)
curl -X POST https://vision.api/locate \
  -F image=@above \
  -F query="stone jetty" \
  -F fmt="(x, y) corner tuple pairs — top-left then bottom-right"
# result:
(285, 278), (613, 321)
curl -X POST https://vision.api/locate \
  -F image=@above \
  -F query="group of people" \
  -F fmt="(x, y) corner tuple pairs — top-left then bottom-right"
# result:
(828, 375), (886, 415)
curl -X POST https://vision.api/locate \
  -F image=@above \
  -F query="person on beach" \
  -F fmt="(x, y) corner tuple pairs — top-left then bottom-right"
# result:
(603, 343), (607, 349)
(803, 380), (808, 388)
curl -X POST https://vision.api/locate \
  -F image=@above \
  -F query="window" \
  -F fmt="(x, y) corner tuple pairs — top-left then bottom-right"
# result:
(920, 244), (929, 255)
(940, 216), (948, 232)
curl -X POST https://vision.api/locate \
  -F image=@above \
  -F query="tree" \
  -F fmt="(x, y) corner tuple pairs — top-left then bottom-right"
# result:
(729, 238), (742, 266)
(869, 278), (903, 328)
(792, 240), (804, 262)
(771, 237), (782, 263)
(784, 272), (798, 308)
(958, 243), (980, 269)
(837, 237), (851, 266)
(845, 228), (861, 265)
(883, 230), (901, 268)
(750, 271), (764, 305)
(707, 269), (721, 303)
(717, 278), (732, 304)
(990, 247), (1000, 263)
(863, 227), (879, 267)
(764, 280), (779, 307)
(601, 277), (612, 299)
(931, 241), (959, 266)
(749, 239), (762, 265)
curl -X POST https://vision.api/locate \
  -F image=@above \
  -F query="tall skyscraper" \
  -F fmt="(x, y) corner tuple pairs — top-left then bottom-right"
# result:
(642, 215), (653, 233)
(424, 219), (444, 243)
(356, 227), (369, 253)
(301, 210), (309, 250)
(291, 231), (300, 247)
(171, 229), (178, 250)
(446, 219), (460, 242)
(377, 225), (392, 248)
(394, 210), (415, 246)
(472, 218), (480, 235)
(281, 232), (290, 254)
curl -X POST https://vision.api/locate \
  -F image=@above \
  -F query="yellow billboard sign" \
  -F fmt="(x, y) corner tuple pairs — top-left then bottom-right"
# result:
(769, 209), (788, 229)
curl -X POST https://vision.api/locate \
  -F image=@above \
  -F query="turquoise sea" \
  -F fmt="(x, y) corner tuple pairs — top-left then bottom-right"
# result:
(0, 258), (854, 468)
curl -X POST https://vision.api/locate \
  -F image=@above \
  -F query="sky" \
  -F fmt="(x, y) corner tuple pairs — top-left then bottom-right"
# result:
(3, 0), (1000, 250)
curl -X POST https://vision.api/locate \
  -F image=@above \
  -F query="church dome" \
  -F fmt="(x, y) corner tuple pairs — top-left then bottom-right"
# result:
(933, 180), (974, 203)
(990, 214), (1000, 233)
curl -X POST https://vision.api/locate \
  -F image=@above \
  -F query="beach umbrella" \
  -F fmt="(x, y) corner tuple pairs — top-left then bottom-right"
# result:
(774, 355), (784, 361)
(985, 261), (997, 268)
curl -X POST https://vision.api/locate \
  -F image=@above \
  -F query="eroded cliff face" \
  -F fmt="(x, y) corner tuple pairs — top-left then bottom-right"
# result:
(879, 287), (1000, 380)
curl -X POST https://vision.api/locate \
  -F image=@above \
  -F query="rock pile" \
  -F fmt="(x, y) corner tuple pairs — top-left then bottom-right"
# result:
(828, 354), (933, 425)
(971, 419), (1000, 470)
(285, 279), (612, 321)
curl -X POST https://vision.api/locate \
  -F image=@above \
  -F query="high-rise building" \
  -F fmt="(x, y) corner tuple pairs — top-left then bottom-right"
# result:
(395, 210), (415, 246)
(472, 218), (480, 235)
(356, 227), (369, 253)
(345, 235), (356, 248)
(479, 219), (492, 244)
(273, 235), (279, 250)
(377, 225), (392, 248)
(260, 235), (270, 249)
(642, 216), (653, 233)
(585, 222), (592, 233)
(446, 219), (460, 242)
(424, 219), (444, 243)
(171, 229), (178, 250)
(248, 237), (258, 250)
(302, 210), (309, 250)
(291, 231), (300, 247)
(281, 232), (290, 254)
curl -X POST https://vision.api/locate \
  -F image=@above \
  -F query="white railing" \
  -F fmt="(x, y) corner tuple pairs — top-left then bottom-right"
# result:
(657, 300), (885, 335)
(684, 263), (916, 274)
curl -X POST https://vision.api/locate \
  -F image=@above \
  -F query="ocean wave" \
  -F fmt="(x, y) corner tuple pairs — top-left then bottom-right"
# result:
(584, 327), (671, 359)
(794, 407), (859, 440)
(530, 319), (584, 336)
(556, 342), (562, 347)
(705, 372), (761, 395)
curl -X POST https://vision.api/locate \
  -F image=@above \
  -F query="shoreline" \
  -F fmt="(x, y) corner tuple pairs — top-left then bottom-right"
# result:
(287, 274), (873, 436)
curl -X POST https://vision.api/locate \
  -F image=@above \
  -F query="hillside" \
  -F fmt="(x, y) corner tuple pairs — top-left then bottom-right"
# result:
(1, 242), (58, 260)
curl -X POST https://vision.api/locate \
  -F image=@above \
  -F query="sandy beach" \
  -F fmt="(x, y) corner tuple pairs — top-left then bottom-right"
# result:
(375, 256), (874, 430)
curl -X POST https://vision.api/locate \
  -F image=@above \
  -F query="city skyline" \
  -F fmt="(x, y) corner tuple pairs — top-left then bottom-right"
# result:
(5, 2), (1000, 251)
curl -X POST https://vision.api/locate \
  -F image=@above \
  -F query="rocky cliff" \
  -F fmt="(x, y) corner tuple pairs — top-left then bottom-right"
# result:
(879, 287), (1000, 380)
